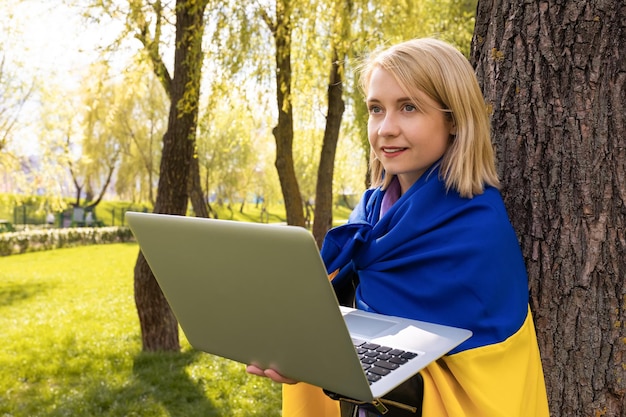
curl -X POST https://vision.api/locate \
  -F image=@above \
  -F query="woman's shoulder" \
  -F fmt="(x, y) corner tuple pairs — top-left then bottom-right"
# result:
(426, 184), (511, 229)
(455, 184), (506, 209)
(458, 186), (517, 233)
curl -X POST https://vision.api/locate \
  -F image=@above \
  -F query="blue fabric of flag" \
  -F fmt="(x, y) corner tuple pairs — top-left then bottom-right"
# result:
(320, 165), (529, 354)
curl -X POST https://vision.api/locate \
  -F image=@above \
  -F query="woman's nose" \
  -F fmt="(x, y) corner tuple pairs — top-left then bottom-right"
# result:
(377, 113), (400, 137)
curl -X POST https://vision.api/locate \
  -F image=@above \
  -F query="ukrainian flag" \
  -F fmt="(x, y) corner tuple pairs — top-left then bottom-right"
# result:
(283, 165), (550, 416)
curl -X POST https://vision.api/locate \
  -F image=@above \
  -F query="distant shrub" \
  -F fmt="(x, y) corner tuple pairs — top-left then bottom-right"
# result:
(0, 227), (134, 256)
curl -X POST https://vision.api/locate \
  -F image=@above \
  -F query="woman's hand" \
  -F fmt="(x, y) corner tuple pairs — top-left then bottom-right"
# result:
(245, 364), (299, 385)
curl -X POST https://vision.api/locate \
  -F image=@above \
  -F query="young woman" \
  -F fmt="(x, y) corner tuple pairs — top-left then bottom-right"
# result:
(249, 38), (549, 417)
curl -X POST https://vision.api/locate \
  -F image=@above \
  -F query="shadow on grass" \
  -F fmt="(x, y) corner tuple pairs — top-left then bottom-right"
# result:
(2, 347), (223, 417)
(0, 281), (51, 308)
(45, 350), (220, 417)
(130, 350), (220, 417)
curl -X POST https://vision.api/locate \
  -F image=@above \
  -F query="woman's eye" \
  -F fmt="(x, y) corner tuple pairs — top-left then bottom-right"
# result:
(403, 104), (417, 112)
(369, 105), (383, 114)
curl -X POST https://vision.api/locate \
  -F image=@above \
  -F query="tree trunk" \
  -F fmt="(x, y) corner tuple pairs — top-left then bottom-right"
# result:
(86, 154), (118, 210)
(134, 0), (208, 352)
(271, 0), (305, 227)
(134, 253), (180, 351)
(472, 1), (626, 415)
(312, 48), (345, 248)
(138, 2), (208, 221)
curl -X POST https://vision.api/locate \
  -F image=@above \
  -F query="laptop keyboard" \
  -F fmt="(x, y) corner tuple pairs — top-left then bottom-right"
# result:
(353, 338), (420, 384)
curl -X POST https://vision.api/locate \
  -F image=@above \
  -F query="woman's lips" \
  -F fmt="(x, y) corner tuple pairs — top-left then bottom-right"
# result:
(381, 147), (407, 156)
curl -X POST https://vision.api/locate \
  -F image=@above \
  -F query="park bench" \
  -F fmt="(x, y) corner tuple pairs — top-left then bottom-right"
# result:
(0, 219), (15, 233)
(69, 207), (105, 227)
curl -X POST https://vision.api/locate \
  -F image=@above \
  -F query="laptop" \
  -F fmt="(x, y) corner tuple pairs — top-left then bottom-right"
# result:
(125, 212), (472, 402)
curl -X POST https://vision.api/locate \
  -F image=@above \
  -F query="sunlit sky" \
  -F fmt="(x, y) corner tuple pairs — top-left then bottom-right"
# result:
(2, 0), (134, 155)
(11, 3), (91, 78)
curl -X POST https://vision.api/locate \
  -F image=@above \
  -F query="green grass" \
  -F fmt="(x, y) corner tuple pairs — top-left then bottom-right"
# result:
(0, 244), (282, 417)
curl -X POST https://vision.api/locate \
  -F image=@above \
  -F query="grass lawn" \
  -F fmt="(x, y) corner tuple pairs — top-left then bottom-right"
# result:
(0, 243), (282, 416)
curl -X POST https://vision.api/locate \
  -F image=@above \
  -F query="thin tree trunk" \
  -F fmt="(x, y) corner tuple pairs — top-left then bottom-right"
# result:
(264, 0), (305, 227)
(313, 48), (345, 248)
(473, 1), (626, 415)
(86, 155), (118, 210)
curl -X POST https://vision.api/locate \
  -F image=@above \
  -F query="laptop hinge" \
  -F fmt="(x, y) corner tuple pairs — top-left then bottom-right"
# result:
(371, 400), (389, 414)
(378, 397), (419, 413)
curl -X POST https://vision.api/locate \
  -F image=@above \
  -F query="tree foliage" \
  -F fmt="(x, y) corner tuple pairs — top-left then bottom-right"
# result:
(196, 96), (276, 216)
(0, 3), (35, 195)
(4, 0), (478, 351)
(114, 59), (168, 205)
(0, 56), (32, 155)
(0, 1), (33, 156)
(200, 0), (478, 238)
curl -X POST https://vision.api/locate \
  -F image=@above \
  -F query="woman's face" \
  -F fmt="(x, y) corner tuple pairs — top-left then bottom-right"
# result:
(367, 67), (454, 194)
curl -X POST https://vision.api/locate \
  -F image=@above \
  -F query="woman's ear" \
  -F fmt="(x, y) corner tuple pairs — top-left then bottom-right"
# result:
(449, 121), (457, 136)
(447, 114), (457, 136)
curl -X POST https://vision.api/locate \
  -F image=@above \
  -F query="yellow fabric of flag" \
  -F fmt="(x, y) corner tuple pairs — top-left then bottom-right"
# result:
(420, 307), (550, 416)
(282, 383), (340, 417)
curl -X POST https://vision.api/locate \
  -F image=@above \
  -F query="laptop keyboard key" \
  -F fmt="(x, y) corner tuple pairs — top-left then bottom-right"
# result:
(362, 342), (381, 350)
(401, 352), (419, 360)
(389, 356), (408, 365)
(354, 339), (420, 385)
(374, 360), (399, 370)
(367, 373), (382, 383)
(369, 366), (391, 376)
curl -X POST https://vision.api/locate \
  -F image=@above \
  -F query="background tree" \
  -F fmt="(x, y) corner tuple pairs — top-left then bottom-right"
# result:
(33, 59), (163, 210)
(260, 0), (306, 227)
(0, 46), (33, 199)
(0, 55), (32, 154)
(37, 85), (83, 208)
(75, 62), (124, 209)
(472, 1), (625, 415)
(0, 0), (34, 158)
(128, 0), (209, 219)
(310, 0), (350, 247)
(196, 97), (272, 218)
(114, 59), (168, 205)
(131, 0), (210, 352)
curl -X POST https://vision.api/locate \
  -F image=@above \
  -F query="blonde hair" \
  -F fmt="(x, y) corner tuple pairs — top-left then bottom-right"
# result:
(359, 38), (499, 198)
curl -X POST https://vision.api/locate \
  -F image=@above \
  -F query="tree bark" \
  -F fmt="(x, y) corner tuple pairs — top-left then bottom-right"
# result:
(472, 1), (626, 415)
(134, 0), (208, 352)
